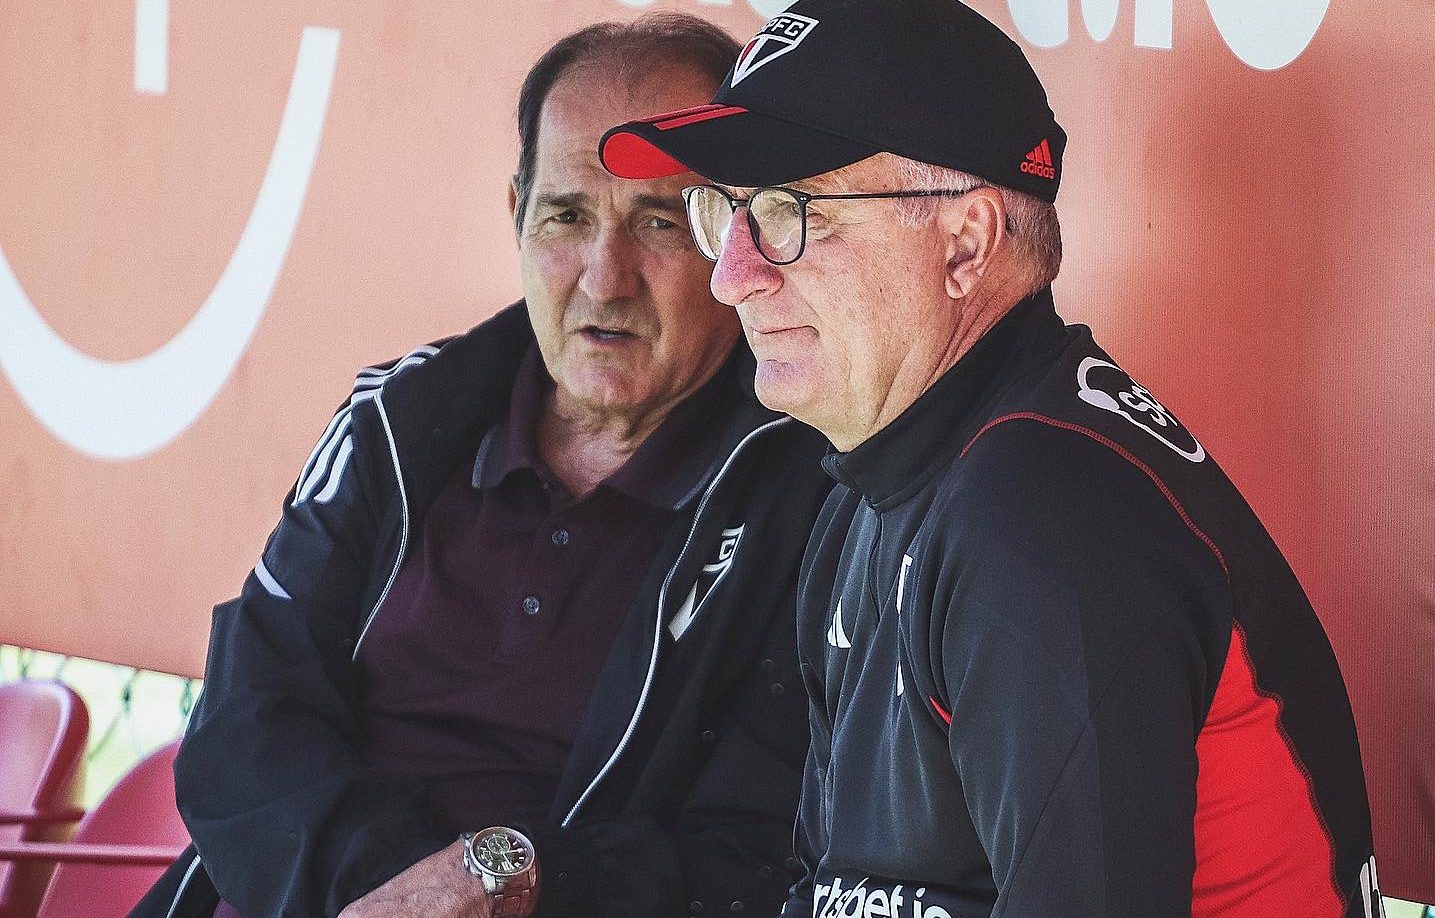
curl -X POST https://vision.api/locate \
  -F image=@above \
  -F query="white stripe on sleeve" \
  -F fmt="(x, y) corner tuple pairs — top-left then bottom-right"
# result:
(295, 415), (352, 504)
(254, 559), (293, 600)
(312, 434), (354, 504)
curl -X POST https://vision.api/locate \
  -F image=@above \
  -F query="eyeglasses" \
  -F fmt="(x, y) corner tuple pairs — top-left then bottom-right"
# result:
(681, 184), (985, 266)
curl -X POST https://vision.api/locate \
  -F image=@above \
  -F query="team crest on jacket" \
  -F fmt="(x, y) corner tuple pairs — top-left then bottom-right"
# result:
(730, 14), (819, 86)
(1076, 357), (1206, 463)
(669, 525), (745, 640)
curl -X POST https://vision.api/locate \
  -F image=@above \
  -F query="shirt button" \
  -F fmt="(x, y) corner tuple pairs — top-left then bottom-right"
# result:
(700, 729), (716, 743)
(690, 901), (704, 914)
(729, 901), (745, 912)
(757, 865), (773, 879)
(522, 596), (541, 616)
(551, 528), (570, 546)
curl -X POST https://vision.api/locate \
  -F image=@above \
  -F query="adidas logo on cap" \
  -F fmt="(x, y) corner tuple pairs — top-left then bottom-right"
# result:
(1020, 139), (1056, 180)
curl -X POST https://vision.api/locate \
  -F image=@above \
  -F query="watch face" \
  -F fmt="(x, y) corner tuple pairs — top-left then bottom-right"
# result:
(472, 830), (532, 877)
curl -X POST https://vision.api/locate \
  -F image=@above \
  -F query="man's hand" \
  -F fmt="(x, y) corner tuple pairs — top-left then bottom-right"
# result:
(337, 840), (492, 918)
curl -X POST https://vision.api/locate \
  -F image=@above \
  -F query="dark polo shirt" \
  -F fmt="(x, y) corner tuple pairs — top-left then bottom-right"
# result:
(353, 344), (730, 835)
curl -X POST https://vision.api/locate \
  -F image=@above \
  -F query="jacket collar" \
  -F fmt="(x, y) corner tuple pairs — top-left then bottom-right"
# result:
(822, 288), (1066, 509)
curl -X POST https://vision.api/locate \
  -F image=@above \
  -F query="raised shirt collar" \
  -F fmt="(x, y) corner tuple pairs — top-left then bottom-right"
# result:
(822, 288), (1066, 509)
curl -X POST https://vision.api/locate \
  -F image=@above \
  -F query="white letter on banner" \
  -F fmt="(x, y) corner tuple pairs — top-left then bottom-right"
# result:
(1082, 0), (1118, 42)
(1009, 0), (1323, 65)
(1011, 0), (1168, 48)
(1204, 0), (1330, 70)
(747, 0), (795, 18)
(134, 0), (169, 93)
(1134, 0), (1173, 49)
(1007, 0), (1069, 48)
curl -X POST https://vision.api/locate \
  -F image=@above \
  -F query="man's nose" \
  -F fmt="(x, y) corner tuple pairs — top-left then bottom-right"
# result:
(578, 226), (642, 303)
(710, 213), (782, 307)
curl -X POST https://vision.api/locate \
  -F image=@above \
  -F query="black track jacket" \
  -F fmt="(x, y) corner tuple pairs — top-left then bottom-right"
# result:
(784, 291), (1379, 918)
(133, 303), (833, 918)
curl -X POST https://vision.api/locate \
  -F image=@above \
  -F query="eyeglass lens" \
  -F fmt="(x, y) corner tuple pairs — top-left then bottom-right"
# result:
(684, 187), (806, 264)
(685, 187), (731, 261)
(749, 189), (804, 263)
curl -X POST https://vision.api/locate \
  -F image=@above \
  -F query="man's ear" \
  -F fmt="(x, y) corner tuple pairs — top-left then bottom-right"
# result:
(507, 176), (521, 233)
(942, 187), (1006, 299)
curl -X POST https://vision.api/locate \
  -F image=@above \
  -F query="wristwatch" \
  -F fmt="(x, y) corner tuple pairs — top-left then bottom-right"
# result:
(460, 826), (541, 918)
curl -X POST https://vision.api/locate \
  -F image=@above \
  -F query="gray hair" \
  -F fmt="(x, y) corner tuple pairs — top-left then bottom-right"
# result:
(882, 153), (1063, 296)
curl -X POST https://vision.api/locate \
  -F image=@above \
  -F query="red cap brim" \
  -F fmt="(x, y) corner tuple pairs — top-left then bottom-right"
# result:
(600, 104), (750, 179)
(600, 103), (879, 187)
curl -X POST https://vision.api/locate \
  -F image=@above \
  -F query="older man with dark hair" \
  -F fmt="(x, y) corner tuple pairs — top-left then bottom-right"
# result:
(603, 1), (1382, 915)
(135, 13), (831, 918)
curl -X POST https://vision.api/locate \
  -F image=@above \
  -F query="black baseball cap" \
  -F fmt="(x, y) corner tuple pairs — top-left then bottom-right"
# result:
(599, 0), (1066, 202)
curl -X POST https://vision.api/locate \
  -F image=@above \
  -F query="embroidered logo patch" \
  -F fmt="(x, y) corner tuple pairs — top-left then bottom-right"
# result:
(730, 13), (820, 87)
(669, 524), (745, 640)
(1076, 356), (1206, 463)
(1020, 138), (1057, 180)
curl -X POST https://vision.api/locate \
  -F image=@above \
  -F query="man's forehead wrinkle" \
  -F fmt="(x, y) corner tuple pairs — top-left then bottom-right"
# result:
(535, 190), (589, 207)
(530, 186), (685, 215)
(534, 98), (617, 175)
(547, 143), (611, 172)
(528, 147), (615, 198)
(632, 193), (686, 212)
(568, 53), (717, 107)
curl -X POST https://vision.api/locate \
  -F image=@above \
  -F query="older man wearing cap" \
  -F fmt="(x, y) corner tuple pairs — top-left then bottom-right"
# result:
(602, 0), (1382, 915)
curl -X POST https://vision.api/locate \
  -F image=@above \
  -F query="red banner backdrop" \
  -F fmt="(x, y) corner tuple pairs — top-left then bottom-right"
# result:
(1, 0), (1430, 901)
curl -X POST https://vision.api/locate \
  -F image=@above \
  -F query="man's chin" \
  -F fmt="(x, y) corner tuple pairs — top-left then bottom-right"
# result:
(752, 360), (816, 417)
(553, 369), (648, 416)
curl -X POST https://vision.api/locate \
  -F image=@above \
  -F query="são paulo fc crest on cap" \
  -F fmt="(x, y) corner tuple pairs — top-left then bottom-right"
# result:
(731, 13), (819, 87)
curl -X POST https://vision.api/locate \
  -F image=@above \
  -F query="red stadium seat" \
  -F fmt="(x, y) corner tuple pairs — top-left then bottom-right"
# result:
(0, 681), (88, 918)
(0, 740), (190, 918)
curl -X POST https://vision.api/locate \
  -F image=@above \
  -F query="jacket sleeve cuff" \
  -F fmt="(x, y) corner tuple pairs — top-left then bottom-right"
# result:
(520, 821), (683, 918)
(327, 817), (454, 916)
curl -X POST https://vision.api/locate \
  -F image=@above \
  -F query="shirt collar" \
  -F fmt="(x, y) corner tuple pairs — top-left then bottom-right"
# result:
(604, 353), (741, 509)
(473, 345), (553, 491)
(823, 288), (1067, 509)
(473, 344), (744, 511)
